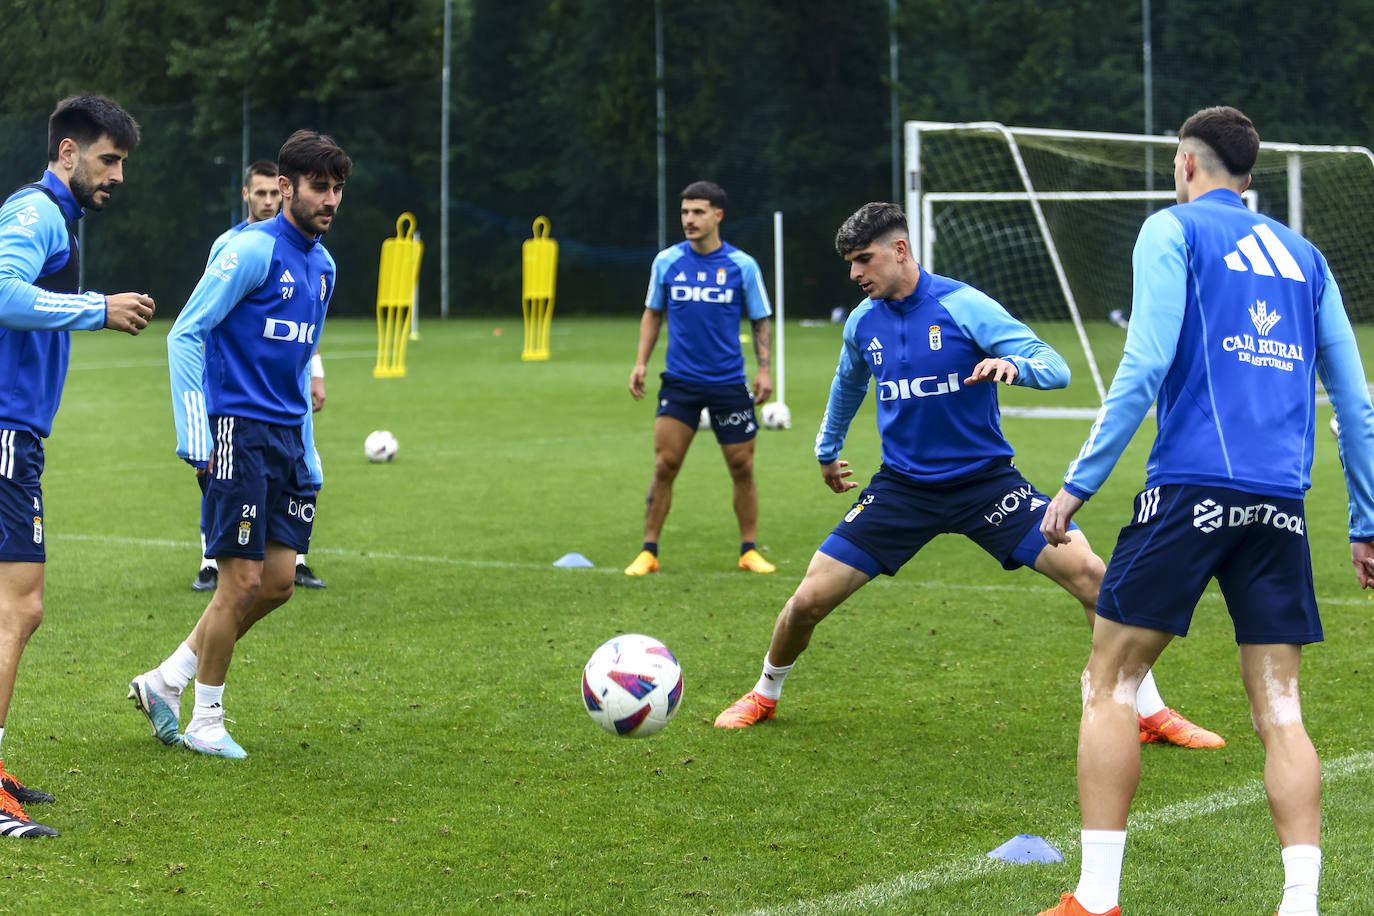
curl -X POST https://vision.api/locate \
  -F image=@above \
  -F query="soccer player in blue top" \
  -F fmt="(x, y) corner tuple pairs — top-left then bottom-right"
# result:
(715, 203), (1218, 749)
(626, 180), (776, 576)
(1034, 107), (1374, 916)
(127, 130), (351, 759)
(192, 160), (282, 593)
(190, 160), (328, 594)
(0, 95), (153, 837)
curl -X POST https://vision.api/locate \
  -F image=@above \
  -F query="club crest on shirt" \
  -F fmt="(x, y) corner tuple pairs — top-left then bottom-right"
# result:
(320, 274), (328, 302)
(929, 325), (942, 350)
(715, 267), (726, 285)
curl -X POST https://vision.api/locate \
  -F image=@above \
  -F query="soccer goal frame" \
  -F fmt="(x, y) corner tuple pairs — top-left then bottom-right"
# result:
(905, 120), (1374, 405)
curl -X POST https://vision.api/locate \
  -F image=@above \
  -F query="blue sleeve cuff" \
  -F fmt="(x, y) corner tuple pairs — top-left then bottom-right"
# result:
(1063, 481), (1094, 501)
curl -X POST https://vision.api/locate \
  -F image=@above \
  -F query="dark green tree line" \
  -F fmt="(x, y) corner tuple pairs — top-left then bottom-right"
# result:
(2, 0), (1373, 317)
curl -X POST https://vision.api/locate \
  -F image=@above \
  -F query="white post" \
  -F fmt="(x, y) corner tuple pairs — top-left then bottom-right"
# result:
(1287, 152), (1303, 235)
(773, 210), (785, 405)
(906, 121), (922, 253)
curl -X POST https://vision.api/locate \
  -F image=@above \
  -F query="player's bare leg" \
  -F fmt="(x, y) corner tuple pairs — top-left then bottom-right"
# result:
(1039, 619), (1172, 915)
(1035, 530), (1224, 749)
(1077, 620), (1171, 828)
(0, 562), (57, 834)
(721, 438), (772, 572)
(1240, 642), (1323, 914)
(0, 563), (43, 729)
(182, 544), (295, 758)
(1239, 643), (1320, 844)
(626, 415), (695, 575)
(716, 551), (870, 727)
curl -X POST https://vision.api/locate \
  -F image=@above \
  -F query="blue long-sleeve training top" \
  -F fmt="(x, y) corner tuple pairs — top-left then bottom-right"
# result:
(0, 170), (108, 437)
(169, 212), (333, 468)
(1063, 188), (1374, 539)
(815, 268), (1070, 482)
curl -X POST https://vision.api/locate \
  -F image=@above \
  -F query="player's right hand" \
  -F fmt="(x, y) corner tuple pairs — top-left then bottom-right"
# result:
(105, 292), (155, 335)
(629, 364), (647, 400)
(1041, 487), (1083, 546)
(821, 459), (857, 493)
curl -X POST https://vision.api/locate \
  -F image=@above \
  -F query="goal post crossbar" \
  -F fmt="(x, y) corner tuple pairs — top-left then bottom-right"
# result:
(905, 120), (1374, 408)
(908, 120), (1108, 401)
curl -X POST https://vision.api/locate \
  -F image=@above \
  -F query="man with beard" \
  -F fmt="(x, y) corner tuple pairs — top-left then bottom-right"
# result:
(128, 130), (350, 758)
(0, 95), (153, 836)
(190, 161), (329, 594)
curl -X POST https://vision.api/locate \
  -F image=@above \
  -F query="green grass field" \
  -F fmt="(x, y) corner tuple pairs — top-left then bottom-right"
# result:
(7, 316), (1373, 914)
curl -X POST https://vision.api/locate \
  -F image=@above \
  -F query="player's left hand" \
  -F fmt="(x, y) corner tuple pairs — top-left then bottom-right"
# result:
(310, 377), (326, 412)
(1041, 487), (1084, 546)
(1351, 541), (1374, 588)
(753, 367), (773, 405)
(105, 292), (155, 335)
(964, 358), (1018, 386)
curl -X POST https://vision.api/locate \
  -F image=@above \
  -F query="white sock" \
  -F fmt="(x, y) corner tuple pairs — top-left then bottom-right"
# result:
(158, 642), (198, 693)
(1277, 844), (1321, 915)
(1073, 829), (1126, 913)
(1135, 669), (1166, 718)
(296, 553), (307, 566)
(0, 725), (6, 757)
(751, 654), (794, 701)
(199, 533), (216, 570)
(192, 681), (225, 722)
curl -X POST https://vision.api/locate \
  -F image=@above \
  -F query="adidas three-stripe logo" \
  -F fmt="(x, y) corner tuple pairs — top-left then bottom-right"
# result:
(1223, 224), (1306, 282)
(1135, 486), (1161, 524)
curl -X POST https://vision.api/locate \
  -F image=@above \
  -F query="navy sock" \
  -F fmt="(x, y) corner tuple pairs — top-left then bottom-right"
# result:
(642, 541), (658, 556)
(740, 541), (757, 555)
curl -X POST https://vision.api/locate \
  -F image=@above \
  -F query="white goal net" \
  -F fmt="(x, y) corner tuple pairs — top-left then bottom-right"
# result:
(906, 120), (1374, 403)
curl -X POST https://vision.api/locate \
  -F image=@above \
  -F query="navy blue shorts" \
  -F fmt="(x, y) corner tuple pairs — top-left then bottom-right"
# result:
(1097, 484), (1321, 644)
(655, 374), (757, 444)
(202, 416), (315, 560)
(0, 430), (45, 563)
(817, 460), (1072, 577)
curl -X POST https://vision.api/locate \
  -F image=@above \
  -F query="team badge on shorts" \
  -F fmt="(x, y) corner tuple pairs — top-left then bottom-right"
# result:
(928, 325), (942, 350)
(844, 494), (874, 523)
(31, 516), (41, 545)
(238, 520), (252, 546)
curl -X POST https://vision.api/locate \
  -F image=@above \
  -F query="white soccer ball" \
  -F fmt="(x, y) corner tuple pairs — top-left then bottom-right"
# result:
(1330, 414), (1341, 438)
(761, 401), (791, 430)
(581, 633), (683, 738)
(363, 429), (399, 463)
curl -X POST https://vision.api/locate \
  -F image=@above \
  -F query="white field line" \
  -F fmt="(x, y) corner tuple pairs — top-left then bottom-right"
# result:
(743, 751), (1374, 916)
(45, 532), (1374, 606)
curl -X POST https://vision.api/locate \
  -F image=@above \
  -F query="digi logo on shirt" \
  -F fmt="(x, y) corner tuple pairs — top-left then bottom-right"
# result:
(669, 285), (735, 304)
(262, 318), (317, 344)
(876, 373), (962, 400)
